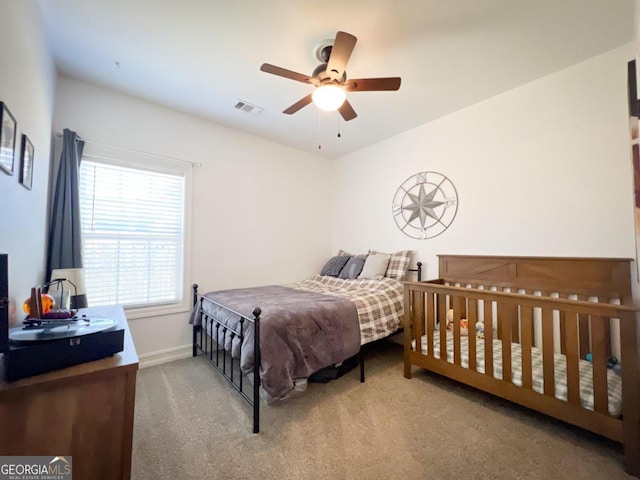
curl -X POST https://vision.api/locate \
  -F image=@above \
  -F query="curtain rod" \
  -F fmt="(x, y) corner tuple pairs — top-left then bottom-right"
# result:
(55, 132), (202, 167)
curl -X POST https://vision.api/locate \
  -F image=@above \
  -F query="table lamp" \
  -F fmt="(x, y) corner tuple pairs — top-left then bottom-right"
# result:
(49, 268), (88, 309)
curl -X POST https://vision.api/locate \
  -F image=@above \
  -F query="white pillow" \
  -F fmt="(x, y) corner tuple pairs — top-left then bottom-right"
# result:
(358, 253), (391, 279)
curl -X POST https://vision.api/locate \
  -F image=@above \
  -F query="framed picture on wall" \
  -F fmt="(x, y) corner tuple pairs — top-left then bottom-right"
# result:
(0, 102), (17, 176)
(19, 134), (34, 190)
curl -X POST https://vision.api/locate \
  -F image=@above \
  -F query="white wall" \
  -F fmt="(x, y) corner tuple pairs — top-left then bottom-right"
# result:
(332, 44), (637, 278)
(0, 0), (56, 324)
(52, 77), (333, 359)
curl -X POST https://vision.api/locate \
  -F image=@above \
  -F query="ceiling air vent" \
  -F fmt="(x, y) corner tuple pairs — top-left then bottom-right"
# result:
(234, 100), (264, 116)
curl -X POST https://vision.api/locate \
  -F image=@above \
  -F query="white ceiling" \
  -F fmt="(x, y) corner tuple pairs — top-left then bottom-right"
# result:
(37, 0), (635, 159)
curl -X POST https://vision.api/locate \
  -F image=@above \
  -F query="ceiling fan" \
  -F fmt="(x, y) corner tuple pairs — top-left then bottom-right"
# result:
(260, 31), (401, 121)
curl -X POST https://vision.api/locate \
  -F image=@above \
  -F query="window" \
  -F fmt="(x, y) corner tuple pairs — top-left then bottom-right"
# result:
(79, 158), (187, 311)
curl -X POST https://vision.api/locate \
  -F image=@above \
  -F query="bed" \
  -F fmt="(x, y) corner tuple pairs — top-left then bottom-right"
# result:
(403, 254), (640, 477)
(190, 251), (422, 433)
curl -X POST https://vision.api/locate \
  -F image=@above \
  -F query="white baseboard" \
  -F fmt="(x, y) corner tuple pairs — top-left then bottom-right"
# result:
(138, 344), (192, 369)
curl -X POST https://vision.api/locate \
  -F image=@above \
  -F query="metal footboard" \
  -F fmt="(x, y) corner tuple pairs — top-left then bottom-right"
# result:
(191, 283), (261, 433)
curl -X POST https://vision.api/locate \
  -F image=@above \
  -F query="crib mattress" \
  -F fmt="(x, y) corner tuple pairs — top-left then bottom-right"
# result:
(414, 333), (622, 416)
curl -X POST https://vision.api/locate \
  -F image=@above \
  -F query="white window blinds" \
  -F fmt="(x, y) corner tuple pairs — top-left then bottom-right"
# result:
(79, 160), (185, 308)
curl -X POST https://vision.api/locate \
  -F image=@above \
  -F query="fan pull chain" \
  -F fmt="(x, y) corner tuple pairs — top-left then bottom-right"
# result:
(337, 115), (342, 138)
(318, 109), (322, 150)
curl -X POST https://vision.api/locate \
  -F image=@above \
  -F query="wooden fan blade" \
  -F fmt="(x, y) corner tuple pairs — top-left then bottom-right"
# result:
(338, 99), (357, 121)
(326, 31), (357, 81)
(260, 63), (313, 84)
(345, 77), (402, 91)
(283, 94), (313, 114)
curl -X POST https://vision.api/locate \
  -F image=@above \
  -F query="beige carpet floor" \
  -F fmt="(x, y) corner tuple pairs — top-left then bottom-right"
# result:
(132, 341), (633, 480)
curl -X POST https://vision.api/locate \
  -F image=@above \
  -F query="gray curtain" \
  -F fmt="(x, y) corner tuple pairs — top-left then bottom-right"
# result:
(46, 128), (87, 307)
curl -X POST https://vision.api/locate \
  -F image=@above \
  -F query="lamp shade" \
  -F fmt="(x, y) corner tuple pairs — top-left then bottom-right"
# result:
(312, 84), (346, 111)
(50, 268), (88, 309)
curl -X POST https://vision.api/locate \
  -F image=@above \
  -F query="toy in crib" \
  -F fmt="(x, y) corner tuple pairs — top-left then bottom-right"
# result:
(475, 321), (485, 339)
(445, 309), (469, 336)
(585, 353), (622, 375)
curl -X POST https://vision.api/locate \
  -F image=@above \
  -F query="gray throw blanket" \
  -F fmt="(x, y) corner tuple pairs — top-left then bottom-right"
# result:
(189, 285), (360, 399)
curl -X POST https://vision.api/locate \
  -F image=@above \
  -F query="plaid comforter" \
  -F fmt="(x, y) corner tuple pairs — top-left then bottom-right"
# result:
(287, 275), (404, 344)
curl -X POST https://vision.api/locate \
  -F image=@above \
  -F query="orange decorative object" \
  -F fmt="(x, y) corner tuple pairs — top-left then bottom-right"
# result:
(22, 293), (55, 315)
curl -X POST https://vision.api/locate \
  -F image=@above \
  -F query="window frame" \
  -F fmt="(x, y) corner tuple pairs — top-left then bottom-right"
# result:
(78, 144), (193, 320)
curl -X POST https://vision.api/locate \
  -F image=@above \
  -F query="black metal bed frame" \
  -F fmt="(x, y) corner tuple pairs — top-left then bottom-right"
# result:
(191, 261), (422, 433)
(191, 287), (262, 432)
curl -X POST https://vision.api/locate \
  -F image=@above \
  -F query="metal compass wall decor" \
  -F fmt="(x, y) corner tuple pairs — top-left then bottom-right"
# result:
(392, 171), (458, 239)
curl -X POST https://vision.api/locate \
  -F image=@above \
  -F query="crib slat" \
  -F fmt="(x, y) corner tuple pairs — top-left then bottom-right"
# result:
(559, 294), (568, 355)
(577, 295), (590, 360)
(497, 290), (518, 343)
(604, 316), (612, 358)
(541, 307), (555, 397)
(413, 290), (425, 354)
(453, 296), (462, 366)
(599, 297), (613, 360)
(468, 299), (478, 372)
(564, 310), (580, 405)
(520, 306), (533, 390)
(484, 300), (494, 378)
(461, 294), (469, 319)
(508, 300), (520, 344)
(503, 288), (519, 343)
(590, 315), (609, 414)
(521, 290), (535, 341)
(578, 314), (590, 360)
(499, 303), (512, 383)
(404, 284), (412, 378)
(439, 293), (447, 362)
(426, 292), (435, 357)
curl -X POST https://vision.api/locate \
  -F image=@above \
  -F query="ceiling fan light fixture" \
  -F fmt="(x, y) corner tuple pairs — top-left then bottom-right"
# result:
(312, 84), (346, 111)
(261, 31), (400, 121)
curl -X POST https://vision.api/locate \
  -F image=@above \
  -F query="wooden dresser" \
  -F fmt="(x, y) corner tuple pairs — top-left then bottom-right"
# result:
(0, 305), (139, 480)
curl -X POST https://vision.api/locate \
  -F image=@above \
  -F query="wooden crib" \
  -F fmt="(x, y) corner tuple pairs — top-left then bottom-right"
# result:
(403, 255), (639, 477)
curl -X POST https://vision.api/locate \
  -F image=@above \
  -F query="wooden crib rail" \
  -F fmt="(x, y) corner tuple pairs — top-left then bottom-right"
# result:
(403, 280), (640, 477)
(406, 282), (636, 316)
